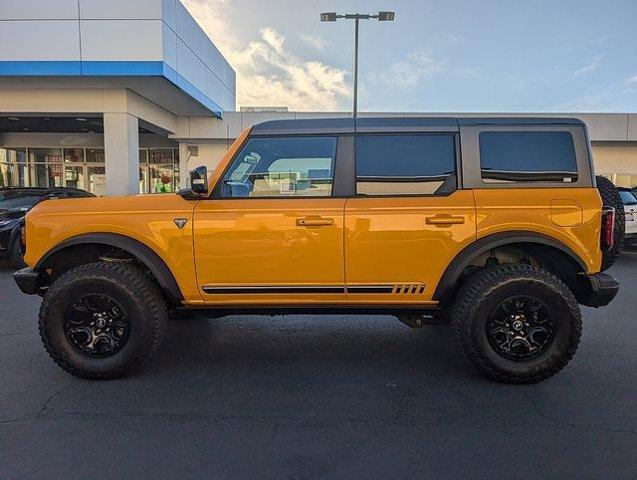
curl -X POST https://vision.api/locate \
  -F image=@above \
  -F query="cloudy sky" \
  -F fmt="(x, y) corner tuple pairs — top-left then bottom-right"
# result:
(182, 0), (637, 112)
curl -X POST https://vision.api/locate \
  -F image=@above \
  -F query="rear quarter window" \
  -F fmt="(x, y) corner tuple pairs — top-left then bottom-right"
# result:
(479, 131), (578, 183)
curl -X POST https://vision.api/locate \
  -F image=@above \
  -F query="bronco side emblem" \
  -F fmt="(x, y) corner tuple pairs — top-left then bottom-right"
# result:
(173, 218), (188, 229)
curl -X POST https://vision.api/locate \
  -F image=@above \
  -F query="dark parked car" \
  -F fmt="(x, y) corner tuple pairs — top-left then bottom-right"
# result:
(0, 187), (94, 268)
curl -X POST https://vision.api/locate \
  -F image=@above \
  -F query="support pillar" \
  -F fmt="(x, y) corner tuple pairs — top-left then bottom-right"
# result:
(104, 113), (139, 195)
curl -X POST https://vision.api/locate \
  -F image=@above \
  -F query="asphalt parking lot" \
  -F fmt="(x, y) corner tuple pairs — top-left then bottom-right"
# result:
(1, 254), (636, 480)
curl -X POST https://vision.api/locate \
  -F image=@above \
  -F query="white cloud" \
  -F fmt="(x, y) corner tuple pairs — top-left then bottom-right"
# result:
(379, 50), (443, 88)
(376, 35), (463, 89)
(181, 0), (351, 111)
(572, 54), (603, 77)
(300, 34), (328, 51)
(626, 74), (637, 84)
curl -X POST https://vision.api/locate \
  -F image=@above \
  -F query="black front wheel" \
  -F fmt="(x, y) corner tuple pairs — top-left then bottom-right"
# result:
(39, 262), (168, 379)
(451, 264), (582, 384)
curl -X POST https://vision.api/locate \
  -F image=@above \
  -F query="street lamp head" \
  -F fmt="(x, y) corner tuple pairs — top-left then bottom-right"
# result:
(320, 12), (337, 22)
(378, 11), (395, 21)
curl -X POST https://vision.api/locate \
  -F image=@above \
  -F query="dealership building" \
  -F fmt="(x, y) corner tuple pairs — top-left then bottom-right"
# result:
(1, 0), (636, 195)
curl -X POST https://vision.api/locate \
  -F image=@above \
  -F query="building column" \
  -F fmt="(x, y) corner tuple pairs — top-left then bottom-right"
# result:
(104, 113), (139, 195)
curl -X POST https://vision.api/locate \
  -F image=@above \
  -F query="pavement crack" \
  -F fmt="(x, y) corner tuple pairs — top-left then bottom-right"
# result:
(0, 331), (35, 339)
(270, 421), (279, 441)
(0, 384), (74, 425)
(523, 392), (636, 436)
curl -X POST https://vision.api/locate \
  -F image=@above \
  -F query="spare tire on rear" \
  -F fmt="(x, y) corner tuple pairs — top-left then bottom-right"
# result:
(596, 175), (625, 271)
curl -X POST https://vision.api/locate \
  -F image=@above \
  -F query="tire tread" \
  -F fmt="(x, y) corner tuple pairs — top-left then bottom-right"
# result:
(451, 264), (582, 384)
(38, 262), (168, 380)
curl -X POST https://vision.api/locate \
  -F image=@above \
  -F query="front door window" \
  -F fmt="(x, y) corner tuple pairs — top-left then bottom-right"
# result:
(220, 136), (337, 198)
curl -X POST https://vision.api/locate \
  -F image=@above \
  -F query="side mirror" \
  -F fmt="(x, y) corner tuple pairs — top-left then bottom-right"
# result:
(190, 166), (208, 195)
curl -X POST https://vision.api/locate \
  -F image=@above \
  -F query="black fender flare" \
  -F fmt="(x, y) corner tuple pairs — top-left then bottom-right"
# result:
(36, 233), (184, 303)
(432, 231), (588, 302)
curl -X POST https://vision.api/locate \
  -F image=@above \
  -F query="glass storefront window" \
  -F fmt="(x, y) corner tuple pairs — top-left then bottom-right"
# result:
(139, 167), (149, 194)
(64, 165), (86, 190)
(86, 149), (105, 163)
(64, 148), (84, 163)
(28, 148), (63, 188)
(0, 148), (27, 187)
(88, 165), (107, 196)
(149, 164), (176, 193)
(0, 145), (179, 194)
(149, 148), (174, 164)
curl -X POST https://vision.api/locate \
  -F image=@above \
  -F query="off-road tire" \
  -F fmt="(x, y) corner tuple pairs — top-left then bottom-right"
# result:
(39, 262), (168, 379)
(451, 264), (581, 384)
(596, 175), (624, 271)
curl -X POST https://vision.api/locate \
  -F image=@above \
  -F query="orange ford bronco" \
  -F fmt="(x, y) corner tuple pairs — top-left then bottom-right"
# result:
(14, 117), (622, 383)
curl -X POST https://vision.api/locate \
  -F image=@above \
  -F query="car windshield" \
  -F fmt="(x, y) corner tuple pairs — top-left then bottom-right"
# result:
(619, 191), (637, 205)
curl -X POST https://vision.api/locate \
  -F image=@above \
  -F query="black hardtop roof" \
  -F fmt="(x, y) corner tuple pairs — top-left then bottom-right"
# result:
(250, 116), (585, 135)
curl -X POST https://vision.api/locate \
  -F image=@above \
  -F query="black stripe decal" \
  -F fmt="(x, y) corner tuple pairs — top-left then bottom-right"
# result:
(203, 285), (423, 295)
(203, 286), (345, 294)
(347, 285), (395, 294)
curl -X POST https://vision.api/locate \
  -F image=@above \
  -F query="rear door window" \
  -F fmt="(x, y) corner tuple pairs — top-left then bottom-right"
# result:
(355, 134), (456, 195)
(479, 131), (578, 183)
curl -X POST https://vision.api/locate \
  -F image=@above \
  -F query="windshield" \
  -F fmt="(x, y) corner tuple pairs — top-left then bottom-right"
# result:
(619, 191), (637, 205)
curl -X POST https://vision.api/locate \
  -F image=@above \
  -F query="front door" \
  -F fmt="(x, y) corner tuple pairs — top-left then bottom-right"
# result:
(344, 133), (476, 304)
(194, 135), (346, 305)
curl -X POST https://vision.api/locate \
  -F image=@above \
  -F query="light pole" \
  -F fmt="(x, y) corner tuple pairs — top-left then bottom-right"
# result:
(321, 11), (395, 118)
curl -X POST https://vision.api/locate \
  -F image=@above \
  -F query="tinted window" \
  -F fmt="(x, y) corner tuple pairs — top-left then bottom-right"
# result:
(619, 190), (637, 205)
(221, 136), (336, 198)
(480, 131), (578, 183)
(355, 134), (456, 195)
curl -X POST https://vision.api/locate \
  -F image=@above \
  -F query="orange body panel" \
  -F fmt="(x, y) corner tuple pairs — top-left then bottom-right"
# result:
(193, 198), (346, 305)
(343, 191), (477, 303)
(473, 188), (603, 273)
(24, 194), (201, 302)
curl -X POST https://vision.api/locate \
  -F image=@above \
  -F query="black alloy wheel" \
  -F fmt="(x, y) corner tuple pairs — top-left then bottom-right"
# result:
(486, 295), (555, 360)
(64, 294), (131, 357)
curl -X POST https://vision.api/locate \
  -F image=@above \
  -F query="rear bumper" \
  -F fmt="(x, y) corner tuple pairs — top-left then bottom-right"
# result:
(579, 272), (619, 308)
(13, 267), (48, 295)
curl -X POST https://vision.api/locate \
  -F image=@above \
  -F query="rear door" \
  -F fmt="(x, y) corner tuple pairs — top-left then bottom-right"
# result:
(193, 135), (348, 305)
(344, 131), (477, 304)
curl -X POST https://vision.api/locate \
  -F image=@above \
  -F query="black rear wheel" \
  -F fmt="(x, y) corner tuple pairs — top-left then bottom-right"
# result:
(39, 262), (168, 379)
(451, 264), (581, 384)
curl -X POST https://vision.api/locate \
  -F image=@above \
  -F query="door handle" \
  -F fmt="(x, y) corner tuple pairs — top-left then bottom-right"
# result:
(297, 216), (335, 227)
(425, 214), (465, 226)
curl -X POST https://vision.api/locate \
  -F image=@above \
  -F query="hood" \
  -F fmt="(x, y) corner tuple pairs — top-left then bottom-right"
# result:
(26, 193), (195, 218)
